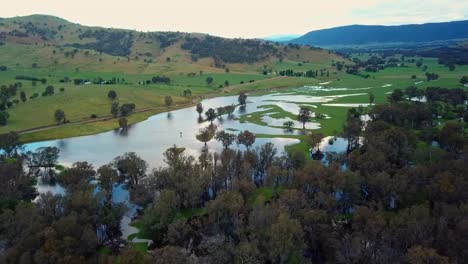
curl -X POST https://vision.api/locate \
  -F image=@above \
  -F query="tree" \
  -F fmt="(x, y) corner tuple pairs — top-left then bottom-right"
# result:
(238, 92), (247, 106)
(206, 77), (214, 85)
(44, 85), (54, 96)
(165, 96), (173, 108)
(26, 146), (60, 178)
(120, 103), (136, 116)
(307, 132), (324, 151)
(111, 102), (119, 117)
(237, 130), (256, 150)
(265, 212), (304, 263)
(205, 108), (217, 125)
(283, 121), (294, 131)
(119, 117), (128, 130)
(196, 103), (204, 118)
(425, 72), (439, 81)
(404, 246), (449, 264)
(0, 131), (22, 156)
(113, 152), (148, 188)
(215, 131), (237, 149)
(460, 76), (468, 85)
(97, 164), (121, 203)
(54, 109), (65, 124)
(297, 107), (311, 129)
(183, 89), (192, 97)
(416, 60), (423, 67)
(108, 90), (117, 100)
(196, 126), (217, 146)
(0, 111), (9, 126)
(20, 91), (27, 102)
(225, 104), (235, 118)
(343, 108), (362, 153)
(389, 89), (404, 103)
(368, 92), (375, 105)
(216, 107), (226, 118)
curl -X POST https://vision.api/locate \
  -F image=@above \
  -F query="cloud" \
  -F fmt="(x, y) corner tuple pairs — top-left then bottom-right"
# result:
(0, 0), (466, 37)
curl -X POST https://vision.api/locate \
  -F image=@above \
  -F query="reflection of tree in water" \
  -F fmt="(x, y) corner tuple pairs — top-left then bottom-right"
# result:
(197, 116), (204, 123)
(119, 128), (128, 136)
(238, 105), (246, 114)
(57, 140), (67, 150)
(117, 124), (132, 137)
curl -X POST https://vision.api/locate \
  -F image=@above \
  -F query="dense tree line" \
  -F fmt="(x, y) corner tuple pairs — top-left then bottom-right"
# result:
(145, 32), (181, 49)
(181, 36), (278, 64)
(73, 29), (134, 57)
(338, 45), (468, 68)
(15, 76), (47, 84)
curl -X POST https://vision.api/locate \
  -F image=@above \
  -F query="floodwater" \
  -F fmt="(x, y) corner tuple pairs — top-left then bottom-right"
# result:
(25, 91), (369, 168)
(27, 89), (368, 241)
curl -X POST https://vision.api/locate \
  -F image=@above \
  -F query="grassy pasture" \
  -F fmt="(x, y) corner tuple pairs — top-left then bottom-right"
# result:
(0, 40), (466, 144)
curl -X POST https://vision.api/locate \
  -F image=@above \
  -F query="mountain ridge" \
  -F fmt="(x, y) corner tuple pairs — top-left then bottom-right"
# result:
(290, 20), (468, 48)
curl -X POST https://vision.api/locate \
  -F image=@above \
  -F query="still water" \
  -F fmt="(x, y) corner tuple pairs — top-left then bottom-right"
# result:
(28, 90), (362, 241)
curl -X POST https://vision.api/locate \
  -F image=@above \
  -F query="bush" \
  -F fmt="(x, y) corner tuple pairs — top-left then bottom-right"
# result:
(59, 87), (65, 92)
(42, 86), (54, 96)
(0, 111), (9, 126)
(90, 114), (97, 118)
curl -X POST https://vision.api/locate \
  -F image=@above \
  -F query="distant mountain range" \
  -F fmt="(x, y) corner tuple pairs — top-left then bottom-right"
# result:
(289, 20), (468, 48)
(262, 34), (301, 42)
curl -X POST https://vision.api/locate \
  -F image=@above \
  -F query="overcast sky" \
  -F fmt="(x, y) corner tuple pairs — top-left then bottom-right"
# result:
(1, 0), (467, 38)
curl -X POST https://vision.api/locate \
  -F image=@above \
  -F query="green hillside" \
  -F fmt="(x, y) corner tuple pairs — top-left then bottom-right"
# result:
(0, 15), (345, 140)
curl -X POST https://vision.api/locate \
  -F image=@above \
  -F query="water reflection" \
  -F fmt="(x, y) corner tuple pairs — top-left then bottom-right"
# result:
(24, 91), (359, 169)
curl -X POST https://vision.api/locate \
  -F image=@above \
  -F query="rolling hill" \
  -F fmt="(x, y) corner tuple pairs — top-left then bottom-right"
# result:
(290, 20), (468, 48)
(0, 15), (346, 140)
(0, 15), (342, 72)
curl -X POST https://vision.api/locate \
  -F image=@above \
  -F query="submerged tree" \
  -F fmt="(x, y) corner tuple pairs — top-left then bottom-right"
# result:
(196, 103), (204, 118)
(225, 104), (235, 118)
(297, 107), (311, 129)
(113, 152), (148, 188)
(205, 108), (217, 125)
(196, 126), (217, 146)
(215, 130), (237, 149)
(237, 130), (256, 150)
(283, 121), (294, 131)
(26, 146), (60, 178)
(343, 108), (362, 154)
(238, 92), (247, 106)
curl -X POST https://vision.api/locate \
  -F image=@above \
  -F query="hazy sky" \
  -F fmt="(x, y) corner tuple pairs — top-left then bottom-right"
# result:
(1, 0), (467, 38)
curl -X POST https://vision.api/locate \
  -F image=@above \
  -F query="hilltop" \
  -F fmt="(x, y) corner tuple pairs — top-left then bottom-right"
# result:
(0, 15), (342, 72)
